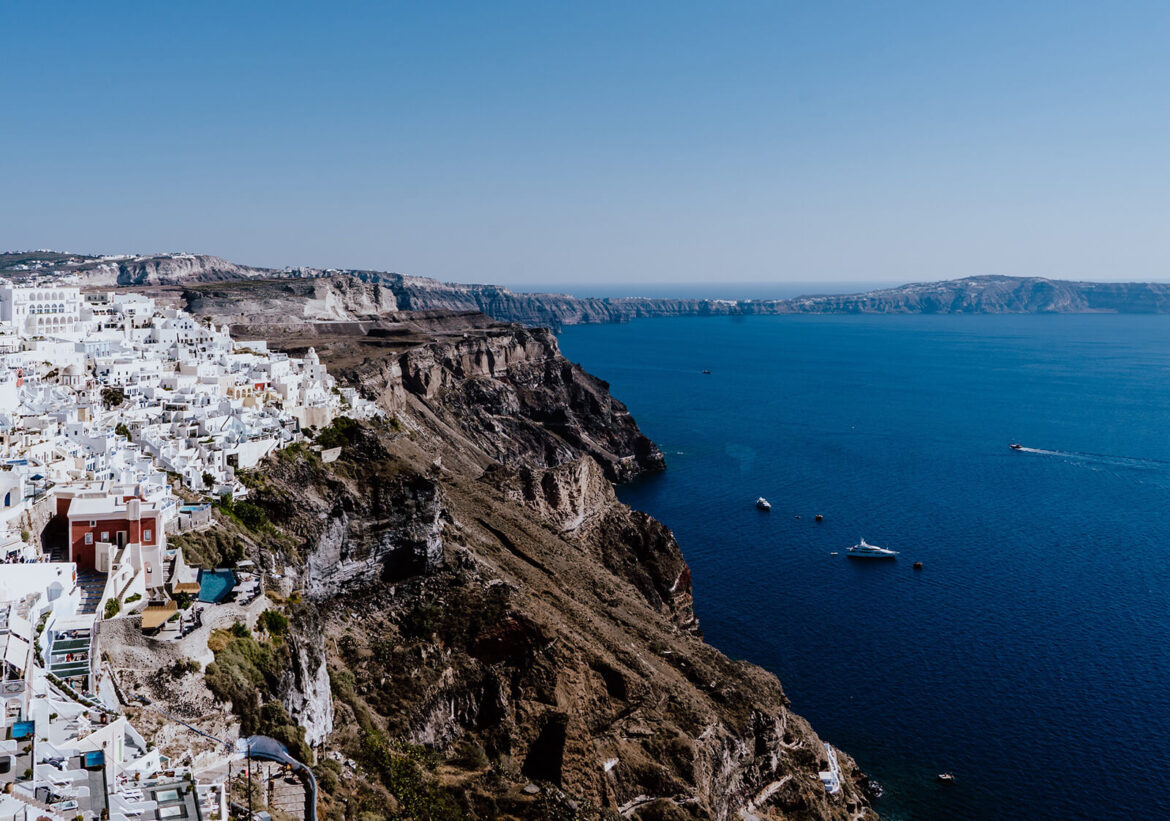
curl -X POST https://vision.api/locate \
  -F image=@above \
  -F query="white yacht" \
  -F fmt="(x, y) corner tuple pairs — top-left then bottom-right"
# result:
(846, 537), (898, 559)
(756, 497), (771, 511)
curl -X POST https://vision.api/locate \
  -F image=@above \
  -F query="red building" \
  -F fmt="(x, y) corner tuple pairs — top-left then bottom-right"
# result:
(64, 496), (161, 572)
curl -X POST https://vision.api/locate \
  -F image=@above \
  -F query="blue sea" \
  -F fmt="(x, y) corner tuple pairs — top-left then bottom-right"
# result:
(557, 314), (1170, 821)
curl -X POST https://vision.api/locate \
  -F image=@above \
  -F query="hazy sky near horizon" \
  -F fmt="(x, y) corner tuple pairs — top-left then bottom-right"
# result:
(3, 1), (1170, 285)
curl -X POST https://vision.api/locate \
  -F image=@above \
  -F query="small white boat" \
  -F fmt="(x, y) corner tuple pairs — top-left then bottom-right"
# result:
(846, 537), (898, 559)
(756, 497), (771, 511)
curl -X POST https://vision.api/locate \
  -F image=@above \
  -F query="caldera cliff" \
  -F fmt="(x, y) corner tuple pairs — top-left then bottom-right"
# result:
(139, 315), (875, 820)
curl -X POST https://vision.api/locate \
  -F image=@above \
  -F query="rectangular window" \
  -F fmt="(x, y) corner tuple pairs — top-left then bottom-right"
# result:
(89, 520), (96, 527)
(100, 532), (109, 542)
(143, 529), (152, 542)
(84, 532), (93, 545)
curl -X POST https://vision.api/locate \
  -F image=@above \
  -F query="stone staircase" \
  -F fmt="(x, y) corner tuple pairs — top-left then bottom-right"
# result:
(76, 570), (106, 615)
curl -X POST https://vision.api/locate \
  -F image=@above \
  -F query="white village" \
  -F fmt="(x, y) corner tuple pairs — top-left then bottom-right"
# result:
(0, 278), (377, 821)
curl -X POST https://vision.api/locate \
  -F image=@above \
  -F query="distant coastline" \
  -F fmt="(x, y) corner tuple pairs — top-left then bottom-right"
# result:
(7, 250), (1170, 330)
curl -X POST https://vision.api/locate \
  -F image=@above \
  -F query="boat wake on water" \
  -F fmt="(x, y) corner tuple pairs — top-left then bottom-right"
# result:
(1010, 445), (1170, 472)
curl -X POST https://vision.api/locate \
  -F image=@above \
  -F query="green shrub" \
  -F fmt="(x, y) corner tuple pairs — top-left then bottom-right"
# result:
(104, 598), (121, 619)
(205, 633), (285, 724)
(214, 494), (268, 531)
(314, 417), (361, 451)
(230, 620), (251, 638)
(277, 442), (318, 464)
(115, 423), (132, 441)
(260, 609), (289, 635)
(125, 593), (142, 604)
(357, 730), (460, 820)
(173, 530), (245, 569)
(315, 759), (341, 794)
(233, 501), (267, 530)
(237, 470), (264, 489)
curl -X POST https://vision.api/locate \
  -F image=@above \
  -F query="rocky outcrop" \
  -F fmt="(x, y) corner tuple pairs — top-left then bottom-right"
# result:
(490, 457), (614, 534)
(109, 254), (269, 286)
(182, 277), (400, 325)
(406, 327), (665, 482)
(281, 605), (335, 747)
(320, 323), (665, 482)
(252, 442), (448, 600)
(0, 253), (272, 286)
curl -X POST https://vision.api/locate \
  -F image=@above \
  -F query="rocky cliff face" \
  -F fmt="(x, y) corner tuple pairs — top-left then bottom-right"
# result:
(210, 319), (875, 820)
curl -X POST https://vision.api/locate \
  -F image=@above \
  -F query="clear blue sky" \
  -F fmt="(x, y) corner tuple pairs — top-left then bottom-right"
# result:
(3, 1), (1169, 284)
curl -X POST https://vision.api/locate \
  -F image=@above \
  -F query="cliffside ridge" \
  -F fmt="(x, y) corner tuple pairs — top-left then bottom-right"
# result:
(8, 250), (1170, 328)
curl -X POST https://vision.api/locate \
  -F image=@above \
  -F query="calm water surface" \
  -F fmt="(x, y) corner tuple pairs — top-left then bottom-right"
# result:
(557, 314), (1170, 821)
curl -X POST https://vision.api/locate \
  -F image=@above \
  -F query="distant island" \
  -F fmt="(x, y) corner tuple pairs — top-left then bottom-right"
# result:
(5, 250), (1170, 330)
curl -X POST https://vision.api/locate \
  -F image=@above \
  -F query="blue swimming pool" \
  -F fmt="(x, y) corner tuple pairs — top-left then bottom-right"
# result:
(197, 569), (237, 603)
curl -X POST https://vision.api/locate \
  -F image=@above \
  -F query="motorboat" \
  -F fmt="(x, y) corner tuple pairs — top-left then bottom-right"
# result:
(756, 497), (771, 511)
(846, 538), (898, 559)
(937, 772), (955, 783)
(1009, 443), (1023, 450)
